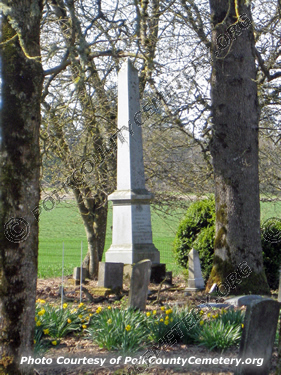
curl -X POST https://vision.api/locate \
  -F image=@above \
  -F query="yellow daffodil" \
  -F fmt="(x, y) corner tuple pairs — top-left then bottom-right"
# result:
(67, 319), (71, 324)
(71, 308), (77, 313)
(207, 313), (211, 318)
(241, 323), (244, 328)
(78, 303), (84, 308)
(38, 309), (45, 316)
(146, 312), (151, 317)
(78, 315), (83, 319)
(165, 316), (169, 320)
(153, 310), (157, 315)
(85, 316), (90, 320)
(200, 310), (204, 315)
(36, 321), (41, 327)
(107, 306), (112, 310)
(43, 329), (49, 335)
(164, 320), (169, 325)
(107, 319), (112, 324)
(36, 299), (46, 304)
(89, 313), (93, 317)
(51, 341), (57, 346)
(160, 306), (165, 311)
(125, 325), (131, 332)
(63, 303), (68, 309)
(160, 318), (164, 322)
(96, 307), (102, 314)
(200, 320), (204, 326)
(82, 324), (87, 329)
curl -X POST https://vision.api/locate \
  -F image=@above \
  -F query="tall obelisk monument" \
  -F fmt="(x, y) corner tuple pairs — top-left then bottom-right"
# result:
(105, 59), (160, 264)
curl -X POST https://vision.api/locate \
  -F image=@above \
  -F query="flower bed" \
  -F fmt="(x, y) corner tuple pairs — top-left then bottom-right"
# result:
(34, 299), (245, 355)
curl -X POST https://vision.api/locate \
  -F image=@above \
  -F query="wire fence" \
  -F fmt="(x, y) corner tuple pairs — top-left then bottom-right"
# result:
(38, 237), (177, 279)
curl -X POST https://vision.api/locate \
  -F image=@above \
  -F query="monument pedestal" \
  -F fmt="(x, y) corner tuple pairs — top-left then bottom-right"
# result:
(106, 189), (160, 264)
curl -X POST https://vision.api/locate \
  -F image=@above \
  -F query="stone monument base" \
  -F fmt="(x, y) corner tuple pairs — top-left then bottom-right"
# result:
(105, 243), (160, 264)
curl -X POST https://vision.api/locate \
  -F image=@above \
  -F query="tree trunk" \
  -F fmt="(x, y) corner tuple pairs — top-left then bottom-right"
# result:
(207, 0), (270, 295)
(0, 3), (43, 374)
(73, 188), (108, 278)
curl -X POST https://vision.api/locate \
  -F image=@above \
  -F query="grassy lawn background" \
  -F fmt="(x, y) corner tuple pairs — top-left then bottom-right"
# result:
(38, 198), (281, 278)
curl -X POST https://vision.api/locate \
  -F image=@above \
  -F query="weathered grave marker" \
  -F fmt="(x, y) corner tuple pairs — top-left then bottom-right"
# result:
(225, 294), (265, 307)
(105, 59), (160, 265)
(98, 262), (123, 290)
(235, 299), (280, 375)
(73, 267), (88, 284)
(185, 248), (205, 292)
(128, 259), (151, 310)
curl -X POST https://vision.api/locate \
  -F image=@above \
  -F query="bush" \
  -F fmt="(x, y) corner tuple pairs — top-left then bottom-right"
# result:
(174, 198), (281, 289)
(173, 196), (215, 281)
(261, 218), (281, 290)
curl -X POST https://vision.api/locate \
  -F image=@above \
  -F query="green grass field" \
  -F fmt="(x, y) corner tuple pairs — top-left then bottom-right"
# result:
(38, 198), (281, 279)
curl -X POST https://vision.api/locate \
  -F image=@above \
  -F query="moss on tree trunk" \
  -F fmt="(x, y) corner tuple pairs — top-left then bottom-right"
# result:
(207, 0), (270, 295)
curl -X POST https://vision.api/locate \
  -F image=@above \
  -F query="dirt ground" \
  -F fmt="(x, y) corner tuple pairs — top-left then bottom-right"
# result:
(34, 275), (279, 375)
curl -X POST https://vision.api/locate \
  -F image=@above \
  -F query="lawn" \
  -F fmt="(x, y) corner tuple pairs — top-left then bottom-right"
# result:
(38, 198), (281, 278)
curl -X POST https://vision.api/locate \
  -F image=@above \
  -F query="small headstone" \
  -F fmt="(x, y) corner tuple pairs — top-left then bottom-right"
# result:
(235, 299), (280, 375)
(209, 283), (217, 294)
(225, 295), (265, 307)
(128, 259), (151, 310)
(185, 248), (205, 292)
(73, 267), (88, 282)
(98, 262), (123, 290)
(150, 263), (166, 283)
(278, 268), (281, 302)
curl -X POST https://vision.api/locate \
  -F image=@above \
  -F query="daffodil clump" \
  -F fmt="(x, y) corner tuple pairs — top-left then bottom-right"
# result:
(34, 300), (245, 355)
(34, 300), (93, 353)
(194, 308), (245, 350)
(86, 306), (152, 353)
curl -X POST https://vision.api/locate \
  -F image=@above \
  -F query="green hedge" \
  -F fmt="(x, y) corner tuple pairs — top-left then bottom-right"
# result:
(173, 197), (215, 283)
(174, 197), (281, 289)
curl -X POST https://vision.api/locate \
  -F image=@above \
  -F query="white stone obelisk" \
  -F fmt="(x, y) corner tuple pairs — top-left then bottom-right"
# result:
(105, 59), (160, 264)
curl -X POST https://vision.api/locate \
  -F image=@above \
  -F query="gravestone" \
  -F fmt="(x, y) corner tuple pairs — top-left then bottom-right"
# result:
(73, 267), (88, 282)
(128, 259), (151, 311)
(185, 248), (205, 292)
(105, 59), (160, 265)
(235, 299), (280, 375)
(225, 295), (265, 307)
(98, 262), (123, 290)
(150, 263), (166, 283)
